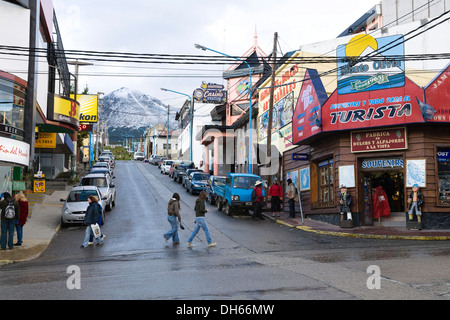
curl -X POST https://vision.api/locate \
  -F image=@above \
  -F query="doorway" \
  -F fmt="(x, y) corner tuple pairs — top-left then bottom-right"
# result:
(362, 170), (404, 226)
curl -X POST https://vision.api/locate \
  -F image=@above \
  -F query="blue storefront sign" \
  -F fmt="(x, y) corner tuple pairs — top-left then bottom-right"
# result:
(291, 153), (309, 161)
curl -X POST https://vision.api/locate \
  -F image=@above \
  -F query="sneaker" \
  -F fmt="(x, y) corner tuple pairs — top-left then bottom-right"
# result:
(208, 242), (216, 247)
(173, 242), (180, 245)
(88, 242), (94, 246)
(164, 235), (168, 243)
(187, 242), (195, 247)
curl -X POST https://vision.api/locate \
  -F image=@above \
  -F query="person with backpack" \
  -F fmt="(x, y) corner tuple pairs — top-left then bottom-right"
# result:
(268, 178), (282, 217)
(164, 193), (182, 245)
(80, 195), (103, 248)
(187, 191), (216, 247)
(0, 192), (20, 250)
(14, 192), (29, 246)
(251, 181), (264, 220)
(286, 179), (297, 218)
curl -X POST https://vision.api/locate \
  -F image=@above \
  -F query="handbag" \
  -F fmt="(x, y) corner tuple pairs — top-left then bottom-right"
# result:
(91, 223), (101, 239)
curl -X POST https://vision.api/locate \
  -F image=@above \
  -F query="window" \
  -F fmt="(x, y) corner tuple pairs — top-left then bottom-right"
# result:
(0, 77), (26, 140)
(438, 148), (450, 206)
(318, 158), (334, 205)
(233, 176), (260, 189)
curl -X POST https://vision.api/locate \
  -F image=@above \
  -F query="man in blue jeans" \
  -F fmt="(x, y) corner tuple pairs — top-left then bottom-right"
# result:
(0, 192), (20, 250)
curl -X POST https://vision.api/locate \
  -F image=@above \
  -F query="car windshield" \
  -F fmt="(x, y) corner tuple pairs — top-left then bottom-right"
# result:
(193, 174), (209, 180)
(213, 177), (226, 186)
(136, 153), (144, 156)
(165, 161), (173, 165)
(81, 177), (108, 188)
(232, 176), (261, 189)
(67, 190), (99, 202)
(94, 162), (108, 167)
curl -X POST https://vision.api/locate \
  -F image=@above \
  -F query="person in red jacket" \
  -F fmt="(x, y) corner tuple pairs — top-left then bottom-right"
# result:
(373, 185), (390, 225)
(268, 178), (282, 217)
(14, 192), (29, 246)
(252, 181), (264, 220)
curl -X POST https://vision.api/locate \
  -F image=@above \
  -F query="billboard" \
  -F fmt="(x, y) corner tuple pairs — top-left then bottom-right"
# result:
(52, 95), (80, 128)
(193, 82), (227, 104)
(292, 69), (328, 144)
(424, 63), (450, 122)
(71, 94), (98, 123)
(337, 34), (405, 95)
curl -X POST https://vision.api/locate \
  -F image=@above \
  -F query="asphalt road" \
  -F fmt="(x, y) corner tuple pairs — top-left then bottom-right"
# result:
(1, 161), (450, 301)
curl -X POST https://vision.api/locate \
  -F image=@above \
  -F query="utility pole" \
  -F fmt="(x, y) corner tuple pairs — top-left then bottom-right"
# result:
(266, 32), (278, 189)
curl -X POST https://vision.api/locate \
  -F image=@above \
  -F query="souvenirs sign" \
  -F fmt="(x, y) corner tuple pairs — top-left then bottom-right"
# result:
(351, 127), (407, 153)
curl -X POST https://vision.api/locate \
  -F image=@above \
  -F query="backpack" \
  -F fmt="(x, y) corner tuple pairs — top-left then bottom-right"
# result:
(5, 201), (15, 219)
(251, 188), (257, 203)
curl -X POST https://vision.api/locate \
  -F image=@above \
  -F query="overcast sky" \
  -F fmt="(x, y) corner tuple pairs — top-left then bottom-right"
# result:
(53, 0), (379, 108)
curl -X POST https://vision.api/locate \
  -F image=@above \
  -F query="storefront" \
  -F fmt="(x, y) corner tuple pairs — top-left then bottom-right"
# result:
(286, 38), (450, 229)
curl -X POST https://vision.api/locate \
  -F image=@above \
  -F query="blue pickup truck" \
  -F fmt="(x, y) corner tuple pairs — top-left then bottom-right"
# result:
(214, 173), (265, 216)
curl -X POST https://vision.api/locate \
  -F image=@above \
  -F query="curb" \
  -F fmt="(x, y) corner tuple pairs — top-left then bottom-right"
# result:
(273, 219), (450, 241)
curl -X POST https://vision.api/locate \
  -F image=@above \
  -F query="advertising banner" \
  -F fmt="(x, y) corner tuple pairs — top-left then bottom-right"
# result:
(351, 127), (407, 153)
(193, 82), (227, 104)
(35, 132), (57, 149)
(52, 95), (80, 128)
(0, 137), (30, 166)
(424, 63), (450, 123)
(321, 77), (424, 132)
(337, 34), (405, 95)
(292, 69), (328, 144)
(71, 94), (98, 123)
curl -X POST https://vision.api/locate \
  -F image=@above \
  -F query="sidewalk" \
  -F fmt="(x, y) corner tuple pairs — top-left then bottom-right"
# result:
(0, 190), (69, 266)
(263, 211), (450, 241)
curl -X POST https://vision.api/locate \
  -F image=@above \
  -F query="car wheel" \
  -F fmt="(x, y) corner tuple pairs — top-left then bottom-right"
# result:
(225, 202), (233, 216)
(217, 198), (223, 211)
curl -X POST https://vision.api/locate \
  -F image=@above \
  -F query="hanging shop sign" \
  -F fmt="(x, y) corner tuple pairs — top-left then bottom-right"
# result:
(193, 82), (227, 104)
(35, 132), (57, 149)
(351, 127), (407, 153)
(337, 34), (405, 95)
(291, 153), (309, 161)
(423, 63), (450, 122)
(71, 94), (98, 123)
(292, 69), (328, 144)
(0, 137), (30, 166)
(52, 95), (80, 128)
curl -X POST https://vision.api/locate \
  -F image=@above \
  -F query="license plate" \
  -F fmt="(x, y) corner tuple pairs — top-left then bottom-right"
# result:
(245, 202), (252, 206)
(77, 216), (85, 220)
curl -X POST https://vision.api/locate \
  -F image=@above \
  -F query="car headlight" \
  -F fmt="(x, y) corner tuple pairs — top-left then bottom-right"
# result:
(231, 195), (240, 201)
(64, 208), (71, 215)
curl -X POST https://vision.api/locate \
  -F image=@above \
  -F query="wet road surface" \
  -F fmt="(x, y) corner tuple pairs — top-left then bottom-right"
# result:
(1, 161), (450, 300)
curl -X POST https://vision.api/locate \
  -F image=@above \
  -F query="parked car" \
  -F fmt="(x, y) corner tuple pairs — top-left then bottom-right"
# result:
(133, 152), (145, 161)
(185, 172), (210, 195)
(60, 186), (106, 227)
(168, 161), (181, 178)
(205, 175), (226, 205)
(80, 173), (116, 212)
(89, 167), (114, 180)
(98, 156), (115, 170)
(157, 157), (168, 169)
(214, 173), (265, 216)
(172, 162), (195, 183)
(93, 161), (113, 174)
(182, 168), (203, 188)
(160, 160), (174, 174)
(150, 155), (162, 165)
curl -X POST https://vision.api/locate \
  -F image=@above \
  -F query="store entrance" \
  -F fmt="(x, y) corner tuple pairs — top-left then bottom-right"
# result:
(362, 170), (404, 226)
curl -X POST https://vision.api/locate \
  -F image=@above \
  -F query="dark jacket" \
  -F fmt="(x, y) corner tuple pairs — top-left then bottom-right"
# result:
(339, 192), (352, 212)
(0, 197), (20, 221)
(408, 191), (424, 209)
(83, 202), (101, 225)
(168, 198), (181, 220)
(194, 199), (207, 217)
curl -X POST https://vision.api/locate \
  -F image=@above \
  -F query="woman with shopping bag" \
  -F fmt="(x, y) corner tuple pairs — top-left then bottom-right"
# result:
(80, 195), (104, 248)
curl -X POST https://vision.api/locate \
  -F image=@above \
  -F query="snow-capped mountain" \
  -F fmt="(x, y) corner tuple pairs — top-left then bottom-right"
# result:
(99, 87), (179, 142)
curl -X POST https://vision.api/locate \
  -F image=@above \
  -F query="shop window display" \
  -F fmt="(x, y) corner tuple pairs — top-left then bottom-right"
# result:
(437, 148), (450, 206)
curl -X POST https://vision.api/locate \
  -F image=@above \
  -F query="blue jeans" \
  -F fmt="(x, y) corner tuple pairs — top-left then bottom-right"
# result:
(15, 225), (24, 245)
(1, 220), (15, 249)
(188, 217), (212, 244)
(164, 215), (180, 243)
(82, 225), (103, 247)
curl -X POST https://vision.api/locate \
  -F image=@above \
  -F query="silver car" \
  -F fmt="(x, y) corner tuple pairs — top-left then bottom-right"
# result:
(80, 173), (116, 211)
(60, 186), (106, 227)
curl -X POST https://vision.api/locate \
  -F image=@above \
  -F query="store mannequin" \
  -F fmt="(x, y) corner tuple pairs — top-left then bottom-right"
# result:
(339, 185), (352, 221)
(408, 184), (423, 223)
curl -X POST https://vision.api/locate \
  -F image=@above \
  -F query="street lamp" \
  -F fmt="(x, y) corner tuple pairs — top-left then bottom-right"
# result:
(160, 88), (193, 162)
(194, 43), (253, 173)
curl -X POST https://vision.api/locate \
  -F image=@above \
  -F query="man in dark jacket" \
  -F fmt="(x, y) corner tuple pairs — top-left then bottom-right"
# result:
(252, 181), (264, 220)
(0, 192), (20, 250)
(81, 196), (103, 248)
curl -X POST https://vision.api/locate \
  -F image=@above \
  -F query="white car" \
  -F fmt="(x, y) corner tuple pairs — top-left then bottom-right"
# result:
(160, 160), (174, 174)
(134, 152), (145, 161)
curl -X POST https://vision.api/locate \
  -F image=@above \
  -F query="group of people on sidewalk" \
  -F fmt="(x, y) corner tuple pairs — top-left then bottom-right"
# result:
(0, 192), (29, 250)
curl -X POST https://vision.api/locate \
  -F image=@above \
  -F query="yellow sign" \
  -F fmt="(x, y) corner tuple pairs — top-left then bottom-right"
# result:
(53, 95), (80, 127)
(35, 132), (57, 148)
(33, 180), (45, 193)
(71, 94), (99, 123)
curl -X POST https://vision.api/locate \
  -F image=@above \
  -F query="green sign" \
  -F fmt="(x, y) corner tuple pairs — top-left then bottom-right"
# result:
(12, 181), (26, 191)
